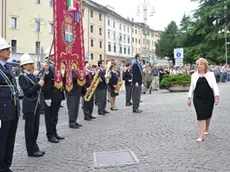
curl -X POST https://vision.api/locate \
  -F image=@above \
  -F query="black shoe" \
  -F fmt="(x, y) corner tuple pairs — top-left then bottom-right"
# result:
(133, 109), (143, 113)
(60, 105), (64, 108)
(103, 110), (110, 114)
(48, 137), (60, 143)
(28, 151), (44, 157)
(84, 117), (92, 121)
(75, 123), (83, 127)
(69, 124), (79, 129)
(39, 150), (45, 155)
(98, 111), (105, 115)
(90, 116), (96, 119)
(126, 102), (132, 106)
(55, 134), (65, 140)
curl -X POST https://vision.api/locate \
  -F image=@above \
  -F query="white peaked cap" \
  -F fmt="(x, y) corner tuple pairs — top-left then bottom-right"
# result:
(20, 53), (35, 66)
(45, 46), (54, 58)
(0, 37), (11, 51)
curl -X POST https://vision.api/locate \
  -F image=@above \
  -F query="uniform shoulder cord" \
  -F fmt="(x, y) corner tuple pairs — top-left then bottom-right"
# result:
(21, 73), (40, 103)
(0, 68), (17, 105)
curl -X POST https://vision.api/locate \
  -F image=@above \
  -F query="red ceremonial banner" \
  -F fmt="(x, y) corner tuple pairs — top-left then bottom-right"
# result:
(53, 0), (85, 92)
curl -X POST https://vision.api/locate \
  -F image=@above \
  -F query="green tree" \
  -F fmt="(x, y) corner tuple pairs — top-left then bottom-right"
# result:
(155, 21), (178, 63)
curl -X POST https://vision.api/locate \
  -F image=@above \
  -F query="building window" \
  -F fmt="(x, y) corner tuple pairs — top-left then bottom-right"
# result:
(10, 17), (17, 29)
(113, 21), (115, 28)
(91, 53), (94, 60)
(128, 47), (130, 54)
(132, 28), (134, 33)
(123, 35), (126, 43)
(113, 32), (116, 40)
(124, 47), (126, 54)
(108, 19), (110, 26)
(90, 10), (93, 18)
(99, 54), (102, 60)
(139, 39), (141, 44)
(90, 25), (94, 33)
(49, 0), (52, 7)
(120, 46), (122, 53)
(132, 37), (134, 42)
(128, 37), (130, 43)
(135, 38), (137, 43)
(35, 0), (41, 4)
(99, 28), (102, 35)
(127, 27), (129, 33)
(114, 45), (116, 52)
(35, 20), (40, 32)
(120, 24), (122, 30)
(99, 41), (102, 48)
(99, 13), (102, 21)
(48, 23), (53, 33)
(90, 39), (94, 47)
(135, 29), (137, 34)
(108, 31), (110, 39)
(108, 43), (111, 52)
(119, 34), (122, 41)
(123, 25), (125, 32)
(11, 40), (17, 53)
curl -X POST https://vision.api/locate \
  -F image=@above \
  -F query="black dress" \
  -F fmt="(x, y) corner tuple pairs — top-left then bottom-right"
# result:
(193, 77), (215, 120)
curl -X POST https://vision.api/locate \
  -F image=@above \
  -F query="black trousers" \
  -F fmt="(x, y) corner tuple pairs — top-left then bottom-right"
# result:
(0, 118), (18, 172)
(44, 101), (61, 139)
(24, 110), (40, 155)
(125, 85), (132, 103)
(82, 94), (94, 118)
(40, 91), (45, 113)
(97, 89), (107, 113)
(66, 94), (80, 125)
(132, 86), (141, 110)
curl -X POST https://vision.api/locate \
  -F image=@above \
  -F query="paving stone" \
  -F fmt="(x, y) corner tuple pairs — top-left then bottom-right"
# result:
(10, 83), (230, 172)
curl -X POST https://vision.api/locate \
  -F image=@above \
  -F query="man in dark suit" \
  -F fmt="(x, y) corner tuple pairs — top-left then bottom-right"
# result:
(96, 60), (110, 115)
(65, 65), (82, 129)
(0, 37), (20, 172)
(132, 54), (143, 113)
(43, 47), (65, 143)
(123, 63), (133, 106)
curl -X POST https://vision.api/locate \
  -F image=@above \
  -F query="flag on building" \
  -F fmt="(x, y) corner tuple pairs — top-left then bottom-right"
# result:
(67, 0), (77, 10)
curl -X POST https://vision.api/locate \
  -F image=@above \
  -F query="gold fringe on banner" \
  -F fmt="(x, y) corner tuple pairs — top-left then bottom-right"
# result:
(54, 81), (63, 89)
(77, 79), (86, 86)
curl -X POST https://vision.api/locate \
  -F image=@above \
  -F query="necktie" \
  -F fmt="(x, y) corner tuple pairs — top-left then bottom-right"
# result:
(4, 64), (9, 72)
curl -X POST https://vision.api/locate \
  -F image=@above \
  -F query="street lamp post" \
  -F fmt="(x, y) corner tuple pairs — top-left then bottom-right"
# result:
(136, 0), (155, 64)
(218, 23), (229, 65)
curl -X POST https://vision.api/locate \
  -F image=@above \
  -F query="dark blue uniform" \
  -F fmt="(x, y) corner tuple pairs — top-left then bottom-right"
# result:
(82, 70), (95, 120)
(65, 70), (82, 127)
(43, 61), (65, 141)
(123, 69), (133, 105)
(109, 71), (118, 97)
(96, 68), (108, 115)
(19, 71), (42, 156)
(0, 62), (20, 172)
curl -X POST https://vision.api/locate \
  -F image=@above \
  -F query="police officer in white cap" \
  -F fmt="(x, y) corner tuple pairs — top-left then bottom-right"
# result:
(0, 37), (20, 172)
(43, 47), (65, 143)
(19, 53), (47, 157)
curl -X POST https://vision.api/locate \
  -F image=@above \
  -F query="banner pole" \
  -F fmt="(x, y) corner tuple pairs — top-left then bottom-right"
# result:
(33, 40), (54, 116)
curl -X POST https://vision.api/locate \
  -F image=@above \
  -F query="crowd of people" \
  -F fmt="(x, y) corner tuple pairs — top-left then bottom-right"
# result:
(0, 35), (222, 172)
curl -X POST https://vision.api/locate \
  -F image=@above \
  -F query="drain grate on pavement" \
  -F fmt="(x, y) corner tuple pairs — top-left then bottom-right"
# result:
(93, 150), (139, 168)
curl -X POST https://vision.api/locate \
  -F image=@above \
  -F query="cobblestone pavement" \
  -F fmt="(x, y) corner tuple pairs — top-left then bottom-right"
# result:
(11, 83), (230, 172)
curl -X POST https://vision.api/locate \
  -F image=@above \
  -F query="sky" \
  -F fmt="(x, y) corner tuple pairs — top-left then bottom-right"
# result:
(93, 0), (199, 31)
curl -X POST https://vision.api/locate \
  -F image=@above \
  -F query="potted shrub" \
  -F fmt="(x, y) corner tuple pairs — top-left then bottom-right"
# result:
(160, 73), (191, 92)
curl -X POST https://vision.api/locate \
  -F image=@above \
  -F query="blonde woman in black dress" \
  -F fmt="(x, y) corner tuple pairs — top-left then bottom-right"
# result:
(187, 58), (219, 142)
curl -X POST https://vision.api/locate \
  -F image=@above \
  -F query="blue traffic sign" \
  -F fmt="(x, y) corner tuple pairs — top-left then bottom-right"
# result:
(176, 52), (181, 57)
